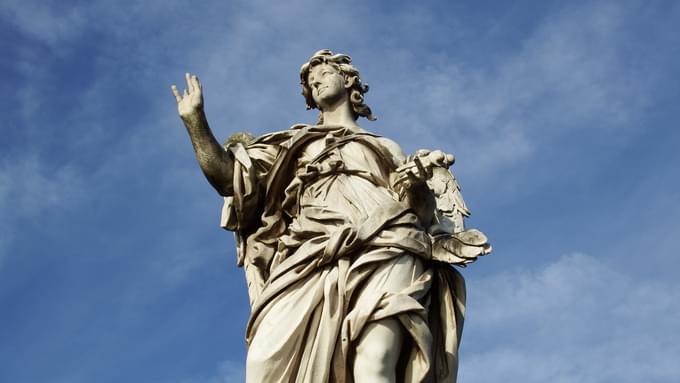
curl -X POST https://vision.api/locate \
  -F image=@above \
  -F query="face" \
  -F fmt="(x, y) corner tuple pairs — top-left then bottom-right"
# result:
(307, 63), (348, 109)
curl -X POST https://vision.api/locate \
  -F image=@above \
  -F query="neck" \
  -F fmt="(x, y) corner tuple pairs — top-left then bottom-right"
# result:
(320, 100), (359, 129)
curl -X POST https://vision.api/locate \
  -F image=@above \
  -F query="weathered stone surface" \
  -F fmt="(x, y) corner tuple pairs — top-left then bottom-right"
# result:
(172, 49), (491, 382)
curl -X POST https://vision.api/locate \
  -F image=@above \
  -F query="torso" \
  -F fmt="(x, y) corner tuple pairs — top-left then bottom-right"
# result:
(294, 133), (399, 225)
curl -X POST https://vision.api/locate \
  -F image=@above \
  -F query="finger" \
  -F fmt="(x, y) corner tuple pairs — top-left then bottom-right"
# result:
(422, 160), (434, 178)
(393, 176), (411, 193)
(419, 157), (435, 178)
(397, 184), (406, 200)
(394, 170), (411, 185)
(433, 152), (448, 168)
(396, 162), (417, 172)
(183, 88), (189, 97)
(414, 157), (427, 179)
(431, 151), (445, 165)
(185, 73), (194, 94)
(394, 170), (416, 187)
(191, 75), (201, 94)
(399, 181), (412, 199)
(171, 85), (182, 102)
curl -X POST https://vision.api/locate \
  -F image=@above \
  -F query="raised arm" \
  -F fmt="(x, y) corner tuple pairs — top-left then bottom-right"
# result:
(171, 73), (234, 196)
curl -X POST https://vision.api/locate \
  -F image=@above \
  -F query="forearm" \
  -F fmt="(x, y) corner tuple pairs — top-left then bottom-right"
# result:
(181, 110), (234, 196)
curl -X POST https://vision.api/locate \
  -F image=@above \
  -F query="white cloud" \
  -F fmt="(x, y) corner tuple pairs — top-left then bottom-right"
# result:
(374, 2), (655, 179)
(3, 1), (664, 176)
(0, 156), (84, 216)
(1, 2), (678, 382)
(13, 0), (651, 196)
(208, 360), (245, 383)
(0, 156), (86, 266)
(459, 253), (680, 383)
(178, 360), (245, 383)
(0, 1), (87, 48)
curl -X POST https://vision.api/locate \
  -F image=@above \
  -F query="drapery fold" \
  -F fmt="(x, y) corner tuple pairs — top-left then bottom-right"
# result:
(220, 125), (466, 382)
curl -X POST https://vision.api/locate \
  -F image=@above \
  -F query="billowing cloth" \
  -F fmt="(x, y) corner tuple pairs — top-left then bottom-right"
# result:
(221, 125), (465, 382)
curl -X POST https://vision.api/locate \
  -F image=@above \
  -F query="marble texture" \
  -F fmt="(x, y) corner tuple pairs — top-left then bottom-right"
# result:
(172, 49), (491, 382)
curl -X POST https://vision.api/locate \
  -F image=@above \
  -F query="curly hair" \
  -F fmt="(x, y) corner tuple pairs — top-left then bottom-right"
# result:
(300, 49), (376, 124)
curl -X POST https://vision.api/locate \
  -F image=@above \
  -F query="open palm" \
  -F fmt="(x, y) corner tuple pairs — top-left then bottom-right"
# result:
(171, 73), (203, 118)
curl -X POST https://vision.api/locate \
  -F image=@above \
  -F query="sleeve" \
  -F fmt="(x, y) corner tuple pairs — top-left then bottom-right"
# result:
(220, 141), (278, 232)
(218, 130), (293, 305)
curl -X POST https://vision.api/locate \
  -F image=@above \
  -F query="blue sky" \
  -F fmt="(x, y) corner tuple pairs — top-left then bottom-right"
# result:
(1, 1), (679, 382)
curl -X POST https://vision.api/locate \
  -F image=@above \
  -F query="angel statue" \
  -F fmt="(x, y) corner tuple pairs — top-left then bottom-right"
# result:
(171, 49), (491, 383)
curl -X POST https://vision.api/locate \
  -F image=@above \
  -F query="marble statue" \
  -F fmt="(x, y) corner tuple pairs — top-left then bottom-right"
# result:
(171, 49), (491, 383)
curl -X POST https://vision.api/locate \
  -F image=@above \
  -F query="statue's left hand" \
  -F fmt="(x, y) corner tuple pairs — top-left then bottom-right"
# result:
(393, 150), (454, 199)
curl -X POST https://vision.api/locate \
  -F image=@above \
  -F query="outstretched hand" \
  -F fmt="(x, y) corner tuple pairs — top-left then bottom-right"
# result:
(171, 73), (203, 118)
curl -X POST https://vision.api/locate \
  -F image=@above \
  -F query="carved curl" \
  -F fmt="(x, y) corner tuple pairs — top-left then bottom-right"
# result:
(300, 49), (376, 124)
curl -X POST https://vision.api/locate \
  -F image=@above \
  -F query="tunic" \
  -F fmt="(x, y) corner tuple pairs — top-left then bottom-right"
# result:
(221, 124), (465, 382)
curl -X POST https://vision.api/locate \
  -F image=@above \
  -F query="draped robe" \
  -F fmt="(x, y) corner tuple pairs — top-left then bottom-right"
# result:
(220, 124), (466, 382)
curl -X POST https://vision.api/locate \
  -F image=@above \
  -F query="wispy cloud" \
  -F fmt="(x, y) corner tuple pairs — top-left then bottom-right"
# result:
(0, 156), (84, 215)
(209, 360), (245, 383)
(460, 253), (680, 383)
(1, 1), (679, 382)
(0, 0), (87, 48)
(0, 156), (85, 266)
(373, 2), (659, 179)
(179, 360), (245, 383)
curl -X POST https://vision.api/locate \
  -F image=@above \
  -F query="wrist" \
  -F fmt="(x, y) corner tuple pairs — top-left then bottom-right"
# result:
(180, 108), (205, 124)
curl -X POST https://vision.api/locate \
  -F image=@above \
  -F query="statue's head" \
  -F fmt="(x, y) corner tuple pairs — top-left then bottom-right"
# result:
(300, 49), (375, 123)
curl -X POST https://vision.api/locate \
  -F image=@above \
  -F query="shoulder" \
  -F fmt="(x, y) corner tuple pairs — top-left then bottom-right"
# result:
(251, 125), (306, 146)
(341, 128), (407, 165)
(375, 136), (407, 163)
